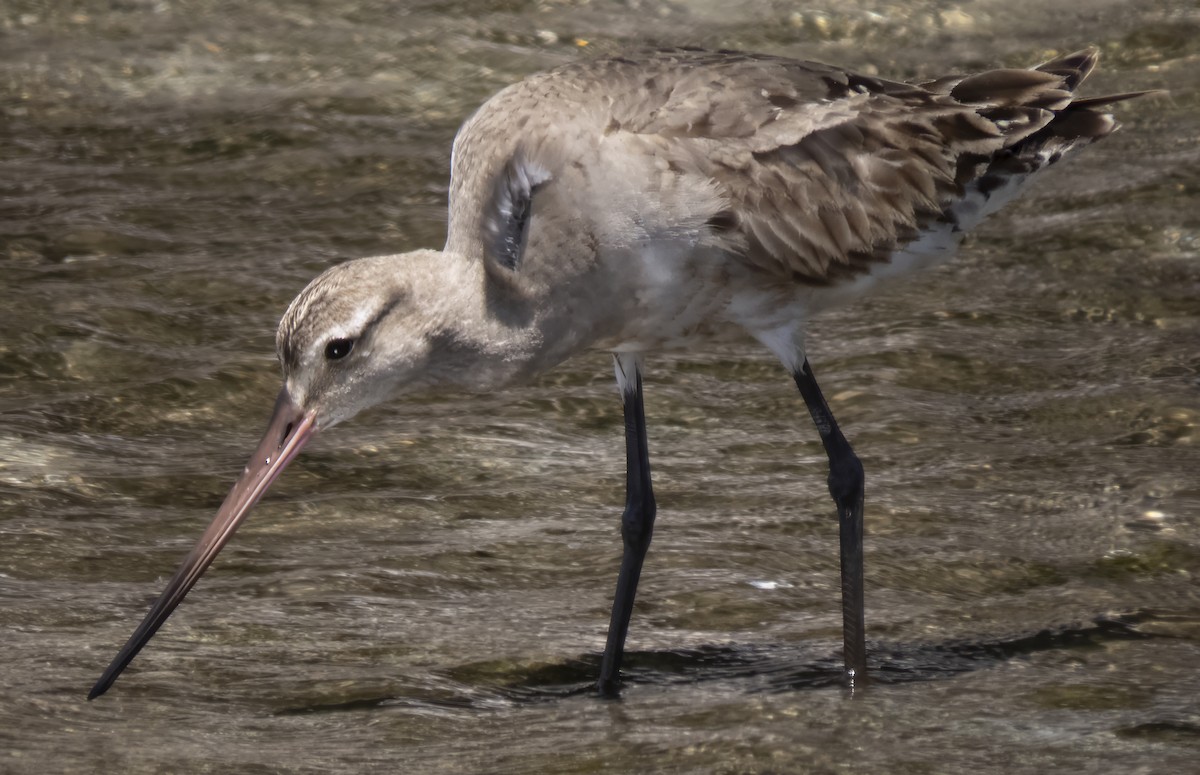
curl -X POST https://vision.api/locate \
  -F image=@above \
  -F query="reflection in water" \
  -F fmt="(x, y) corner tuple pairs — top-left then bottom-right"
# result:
(1, 0), (1198, 772)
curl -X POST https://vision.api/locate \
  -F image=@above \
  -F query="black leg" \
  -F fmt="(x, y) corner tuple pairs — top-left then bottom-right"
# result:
(793, 357), (868, 680)
(597, 358), (657, 696)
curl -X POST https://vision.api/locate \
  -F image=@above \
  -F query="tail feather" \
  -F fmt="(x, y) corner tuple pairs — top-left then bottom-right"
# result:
(1034, 48), (1099, 91)
(949, 48), (1150, 215)
(1066, 91), (1160, 110)
(936, 48), (1150, 148)
(949, 68), (1071, 109)
(1031, 50), (1162, 145)
(1006, 49), (1155, 158)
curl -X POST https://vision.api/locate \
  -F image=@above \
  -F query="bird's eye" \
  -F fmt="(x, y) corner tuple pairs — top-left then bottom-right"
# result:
(324, 338), (355, 360)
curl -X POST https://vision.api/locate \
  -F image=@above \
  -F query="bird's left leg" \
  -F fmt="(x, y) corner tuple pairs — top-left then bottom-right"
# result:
(597, 354), (657, 696)
(793, 357), (868, 681)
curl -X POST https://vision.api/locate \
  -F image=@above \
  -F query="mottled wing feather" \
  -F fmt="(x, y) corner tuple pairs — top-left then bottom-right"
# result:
(604, 51), (911, 143)
(599, 48), (1111, 283)
(449, 48), (1125, 288)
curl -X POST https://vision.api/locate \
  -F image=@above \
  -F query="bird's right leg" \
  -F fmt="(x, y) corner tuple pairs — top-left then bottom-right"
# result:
(793, 357), (868, 681)
(597, 354), (657, 696)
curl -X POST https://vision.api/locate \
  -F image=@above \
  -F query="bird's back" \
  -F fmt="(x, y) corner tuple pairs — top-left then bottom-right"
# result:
(436, 49), (1143, 360)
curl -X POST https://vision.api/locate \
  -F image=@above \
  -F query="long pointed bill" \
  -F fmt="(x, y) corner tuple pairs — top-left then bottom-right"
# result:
(89, 389), (317, 700)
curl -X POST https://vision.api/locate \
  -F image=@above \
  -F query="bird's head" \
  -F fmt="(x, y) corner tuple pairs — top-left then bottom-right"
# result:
(88, 249), (458, 699)
(275, 251), (448, 431)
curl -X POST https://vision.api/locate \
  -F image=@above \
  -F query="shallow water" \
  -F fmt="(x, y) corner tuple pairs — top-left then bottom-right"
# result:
(2, 0), (1199, 772)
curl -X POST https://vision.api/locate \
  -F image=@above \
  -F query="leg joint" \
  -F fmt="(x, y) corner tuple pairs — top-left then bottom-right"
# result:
(827, 448), (864, 507)
(621, 497), (657, 549)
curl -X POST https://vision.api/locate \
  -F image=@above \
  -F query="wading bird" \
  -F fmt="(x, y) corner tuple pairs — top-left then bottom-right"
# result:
(90, 47), (1144, 699)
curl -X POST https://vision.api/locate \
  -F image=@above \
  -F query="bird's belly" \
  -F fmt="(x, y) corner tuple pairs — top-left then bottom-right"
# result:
(595, 294), (748, 352)
(593, 247), (812, 354)
(599, 316), (756, 353)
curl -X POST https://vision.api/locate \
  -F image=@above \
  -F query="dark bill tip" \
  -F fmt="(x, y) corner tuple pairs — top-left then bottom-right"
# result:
(89, 389), (316, 700)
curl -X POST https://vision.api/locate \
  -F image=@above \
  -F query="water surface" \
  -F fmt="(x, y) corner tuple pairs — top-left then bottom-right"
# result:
(2, 1), (1198, 772)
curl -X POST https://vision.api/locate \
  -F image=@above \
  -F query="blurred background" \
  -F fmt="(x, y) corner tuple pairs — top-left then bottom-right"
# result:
(1, 1), (1197, 772)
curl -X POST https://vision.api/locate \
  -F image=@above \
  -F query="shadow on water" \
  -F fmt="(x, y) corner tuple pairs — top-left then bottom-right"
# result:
(275, 610), (1162, 715)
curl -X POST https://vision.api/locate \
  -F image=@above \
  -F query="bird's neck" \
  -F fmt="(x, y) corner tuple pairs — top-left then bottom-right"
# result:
(409, 250), (573, 393)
